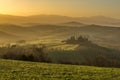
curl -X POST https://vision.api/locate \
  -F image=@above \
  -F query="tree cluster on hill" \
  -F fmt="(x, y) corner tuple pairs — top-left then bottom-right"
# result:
(63, 35), (92, 45)
(60, 36), (120, 68)
(0, 36), (120, 68)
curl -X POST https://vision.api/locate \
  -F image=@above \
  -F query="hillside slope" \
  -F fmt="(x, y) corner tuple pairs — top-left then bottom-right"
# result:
(0, 59), (120, 80)
(0, 30), (18, 42)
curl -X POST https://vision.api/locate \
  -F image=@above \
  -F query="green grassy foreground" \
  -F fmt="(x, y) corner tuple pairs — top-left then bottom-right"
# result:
(0, 59), (120, 80)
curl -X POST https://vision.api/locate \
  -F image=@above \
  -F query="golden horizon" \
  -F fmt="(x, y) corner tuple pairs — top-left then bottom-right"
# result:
(0, 0), (120, 18)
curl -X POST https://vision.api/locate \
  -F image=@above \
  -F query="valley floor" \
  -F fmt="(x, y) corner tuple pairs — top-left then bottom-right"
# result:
(0, 59), (120, 80)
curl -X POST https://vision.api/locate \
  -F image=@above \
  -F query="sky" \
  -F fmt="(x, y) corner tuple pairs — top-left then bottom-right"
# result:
(0, 0), (120, 18)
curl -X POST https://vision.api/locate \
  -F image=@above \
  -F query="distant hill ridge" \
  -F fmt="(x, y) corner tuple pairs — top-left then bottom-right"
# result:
(62, 21), (84, 26)
(0, 14), (120, 27)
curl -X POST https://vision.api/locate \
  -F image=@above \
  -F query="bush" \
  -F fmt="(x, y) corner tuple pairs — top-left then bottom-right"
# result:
(1, 45), (51, 63)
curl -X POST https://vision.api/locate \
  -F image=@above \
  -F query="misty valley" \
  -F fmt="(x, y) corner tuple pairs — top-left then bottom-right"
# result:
(0, 19), (120, 67)
(1, 0), (120, 79)
(0, 15), (120, 80)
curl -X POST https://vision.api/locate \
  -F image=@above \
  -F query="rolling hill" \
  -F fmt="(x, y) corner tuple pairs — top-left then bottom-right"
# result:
(0, 14), (120, 26)
(0, 23), (120, 49)
(0, 30), (18, 42)
(0, 59), (120, 80)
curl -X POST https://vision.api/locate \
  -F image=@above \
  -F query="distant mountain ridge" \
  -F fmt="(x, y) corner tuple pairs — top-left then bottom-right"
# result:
(0, 14), (120, 27)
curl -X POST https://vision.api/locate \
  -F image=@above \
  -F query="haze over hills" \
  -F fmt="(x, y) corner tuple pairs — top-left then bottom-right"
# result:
(1, 1), (120, 79)
(0, 23), (120, 50)
(0, 14), (120, 49)
(0, 14), (120, 27)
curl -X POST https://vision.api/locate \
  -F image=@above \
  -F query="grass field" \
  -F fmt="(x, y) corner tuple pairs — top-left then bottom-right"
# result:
(0, 59), (120, 80)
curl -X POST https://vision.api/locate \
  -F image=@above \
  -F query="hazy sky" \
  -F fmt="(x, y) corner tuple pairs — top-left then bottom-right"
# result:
(0, 0), (120, 18)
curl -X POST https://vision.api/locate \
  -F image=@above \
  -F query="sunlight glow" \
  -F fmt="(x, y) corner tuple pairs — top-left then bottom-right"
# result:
(0, 0), (120, 18)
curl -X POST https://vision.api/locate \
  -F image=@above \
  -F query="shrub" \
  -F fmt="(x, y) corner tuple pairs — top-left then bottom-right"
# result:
(1, 45), (51, 63)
